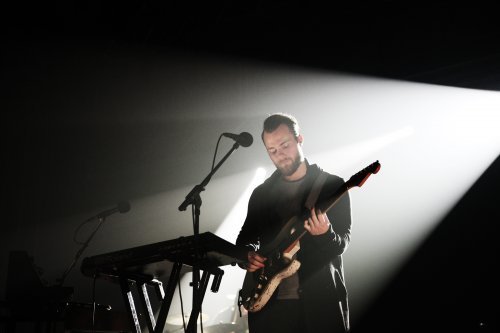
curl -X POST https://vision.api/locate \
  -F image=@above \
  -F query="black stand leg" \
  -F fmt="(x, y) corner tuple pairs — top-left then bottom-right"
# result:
(137, 282), (155, 333)
(155, 262), (182, 333)
(186, 270), (211, 333)
(185, 267), (224, 333)
(120, 277), (142, 333)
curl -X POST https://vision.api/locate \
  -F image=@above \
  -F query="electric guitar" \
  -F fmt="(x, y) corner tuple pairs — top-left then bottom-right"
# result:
(239, 160), (381, 312)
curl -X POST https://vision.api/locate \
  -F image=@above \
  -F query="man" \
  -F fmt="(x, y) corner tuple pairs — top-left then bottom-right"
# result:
(237, 113), (352, 332)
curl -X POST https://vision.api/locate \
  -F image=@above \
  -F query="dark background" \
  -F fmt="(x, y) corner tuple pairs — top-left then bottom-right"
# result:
(4, 1), (500, 90)
(2, 2), (499, 332)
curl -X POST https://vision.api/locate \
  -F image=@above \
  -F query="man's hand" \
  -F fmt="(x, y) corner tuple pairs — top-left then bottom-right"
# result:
(304, 207), (330, 235)
(246, 251), (267, 272)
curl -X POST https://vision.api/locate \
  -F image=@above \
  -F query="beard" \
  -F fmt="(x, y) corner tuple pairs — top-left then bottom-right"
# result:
(276, 154), (302, 177)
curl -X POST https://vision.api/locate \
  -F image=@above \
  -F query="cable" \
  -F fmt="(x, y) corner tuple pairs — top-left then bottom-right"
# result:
(73, 218), (96, 245)
(211, 134), (224, 171)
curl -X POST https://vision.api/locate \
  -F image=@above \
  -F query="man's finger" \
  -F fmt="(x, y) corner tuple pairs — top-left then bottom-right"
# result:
(310, 207), (317, 220)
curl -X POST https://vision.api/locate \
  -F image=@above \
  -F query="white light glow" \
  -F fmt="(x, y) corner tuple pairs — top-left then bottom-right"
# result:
(310, 126), (415, 175)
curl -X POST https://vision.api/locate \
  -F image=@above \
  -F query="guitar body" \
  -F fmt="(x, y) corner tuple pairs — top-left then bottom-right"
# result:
(240, 259), (301, 312)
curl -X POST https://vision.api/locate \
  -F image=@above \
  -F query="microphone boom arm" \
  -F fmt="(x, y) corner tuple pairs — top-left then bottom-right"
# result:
(178, 142), (240, 212)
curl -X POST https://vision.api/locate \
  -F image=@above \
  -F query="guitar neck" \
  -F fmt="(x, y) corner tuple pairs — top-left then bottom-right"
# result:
(277, 182), (349, 254)
(315, 182), (349, 215)
(266, 160), (380, 256)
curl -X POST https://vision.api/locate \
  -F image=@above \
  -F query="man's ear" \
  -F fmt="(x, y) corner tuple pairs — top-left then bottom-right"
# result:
(297, 134), (303, 145)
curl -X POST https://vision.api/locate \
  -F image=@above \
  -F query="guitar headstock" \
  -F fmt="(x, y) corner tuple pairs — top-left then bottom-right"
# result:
(346, 160), (381, 189)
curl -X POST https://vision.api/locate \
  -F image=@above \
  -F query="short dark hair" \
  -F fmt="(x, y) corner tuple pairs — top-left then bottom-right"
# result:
(261, 113), (300, 141)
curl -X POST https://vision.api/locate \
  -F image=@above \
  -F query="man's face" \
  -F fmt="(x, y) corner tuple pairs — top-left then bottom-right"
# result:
(263, 124), (304, 177)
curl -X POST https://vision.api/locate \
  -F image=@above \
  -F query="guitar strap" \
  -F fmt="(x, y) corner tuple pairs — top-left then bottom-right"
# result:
(280, 170), (329, 257)
(269, 169), (330, 246)
(304, 170), (328, 210)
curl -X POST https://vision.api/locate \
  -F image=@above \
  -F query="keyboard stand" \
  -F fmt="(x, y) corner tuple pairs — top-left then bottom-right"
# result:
(80, 232), (244, 332)
(117, 262), (223, 333)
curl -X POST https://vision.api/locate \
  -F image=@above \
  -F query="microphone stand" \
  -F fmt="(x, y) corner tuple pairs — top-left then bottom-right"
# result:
(57, 216), (106, 287)
(178, 141), (241, 333)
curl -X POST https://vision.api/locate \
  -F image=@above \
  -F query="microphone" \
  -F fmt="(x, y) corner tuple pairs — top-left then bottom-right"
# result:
(222, 132), (253, 147)
(94, 201), (131, 220)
